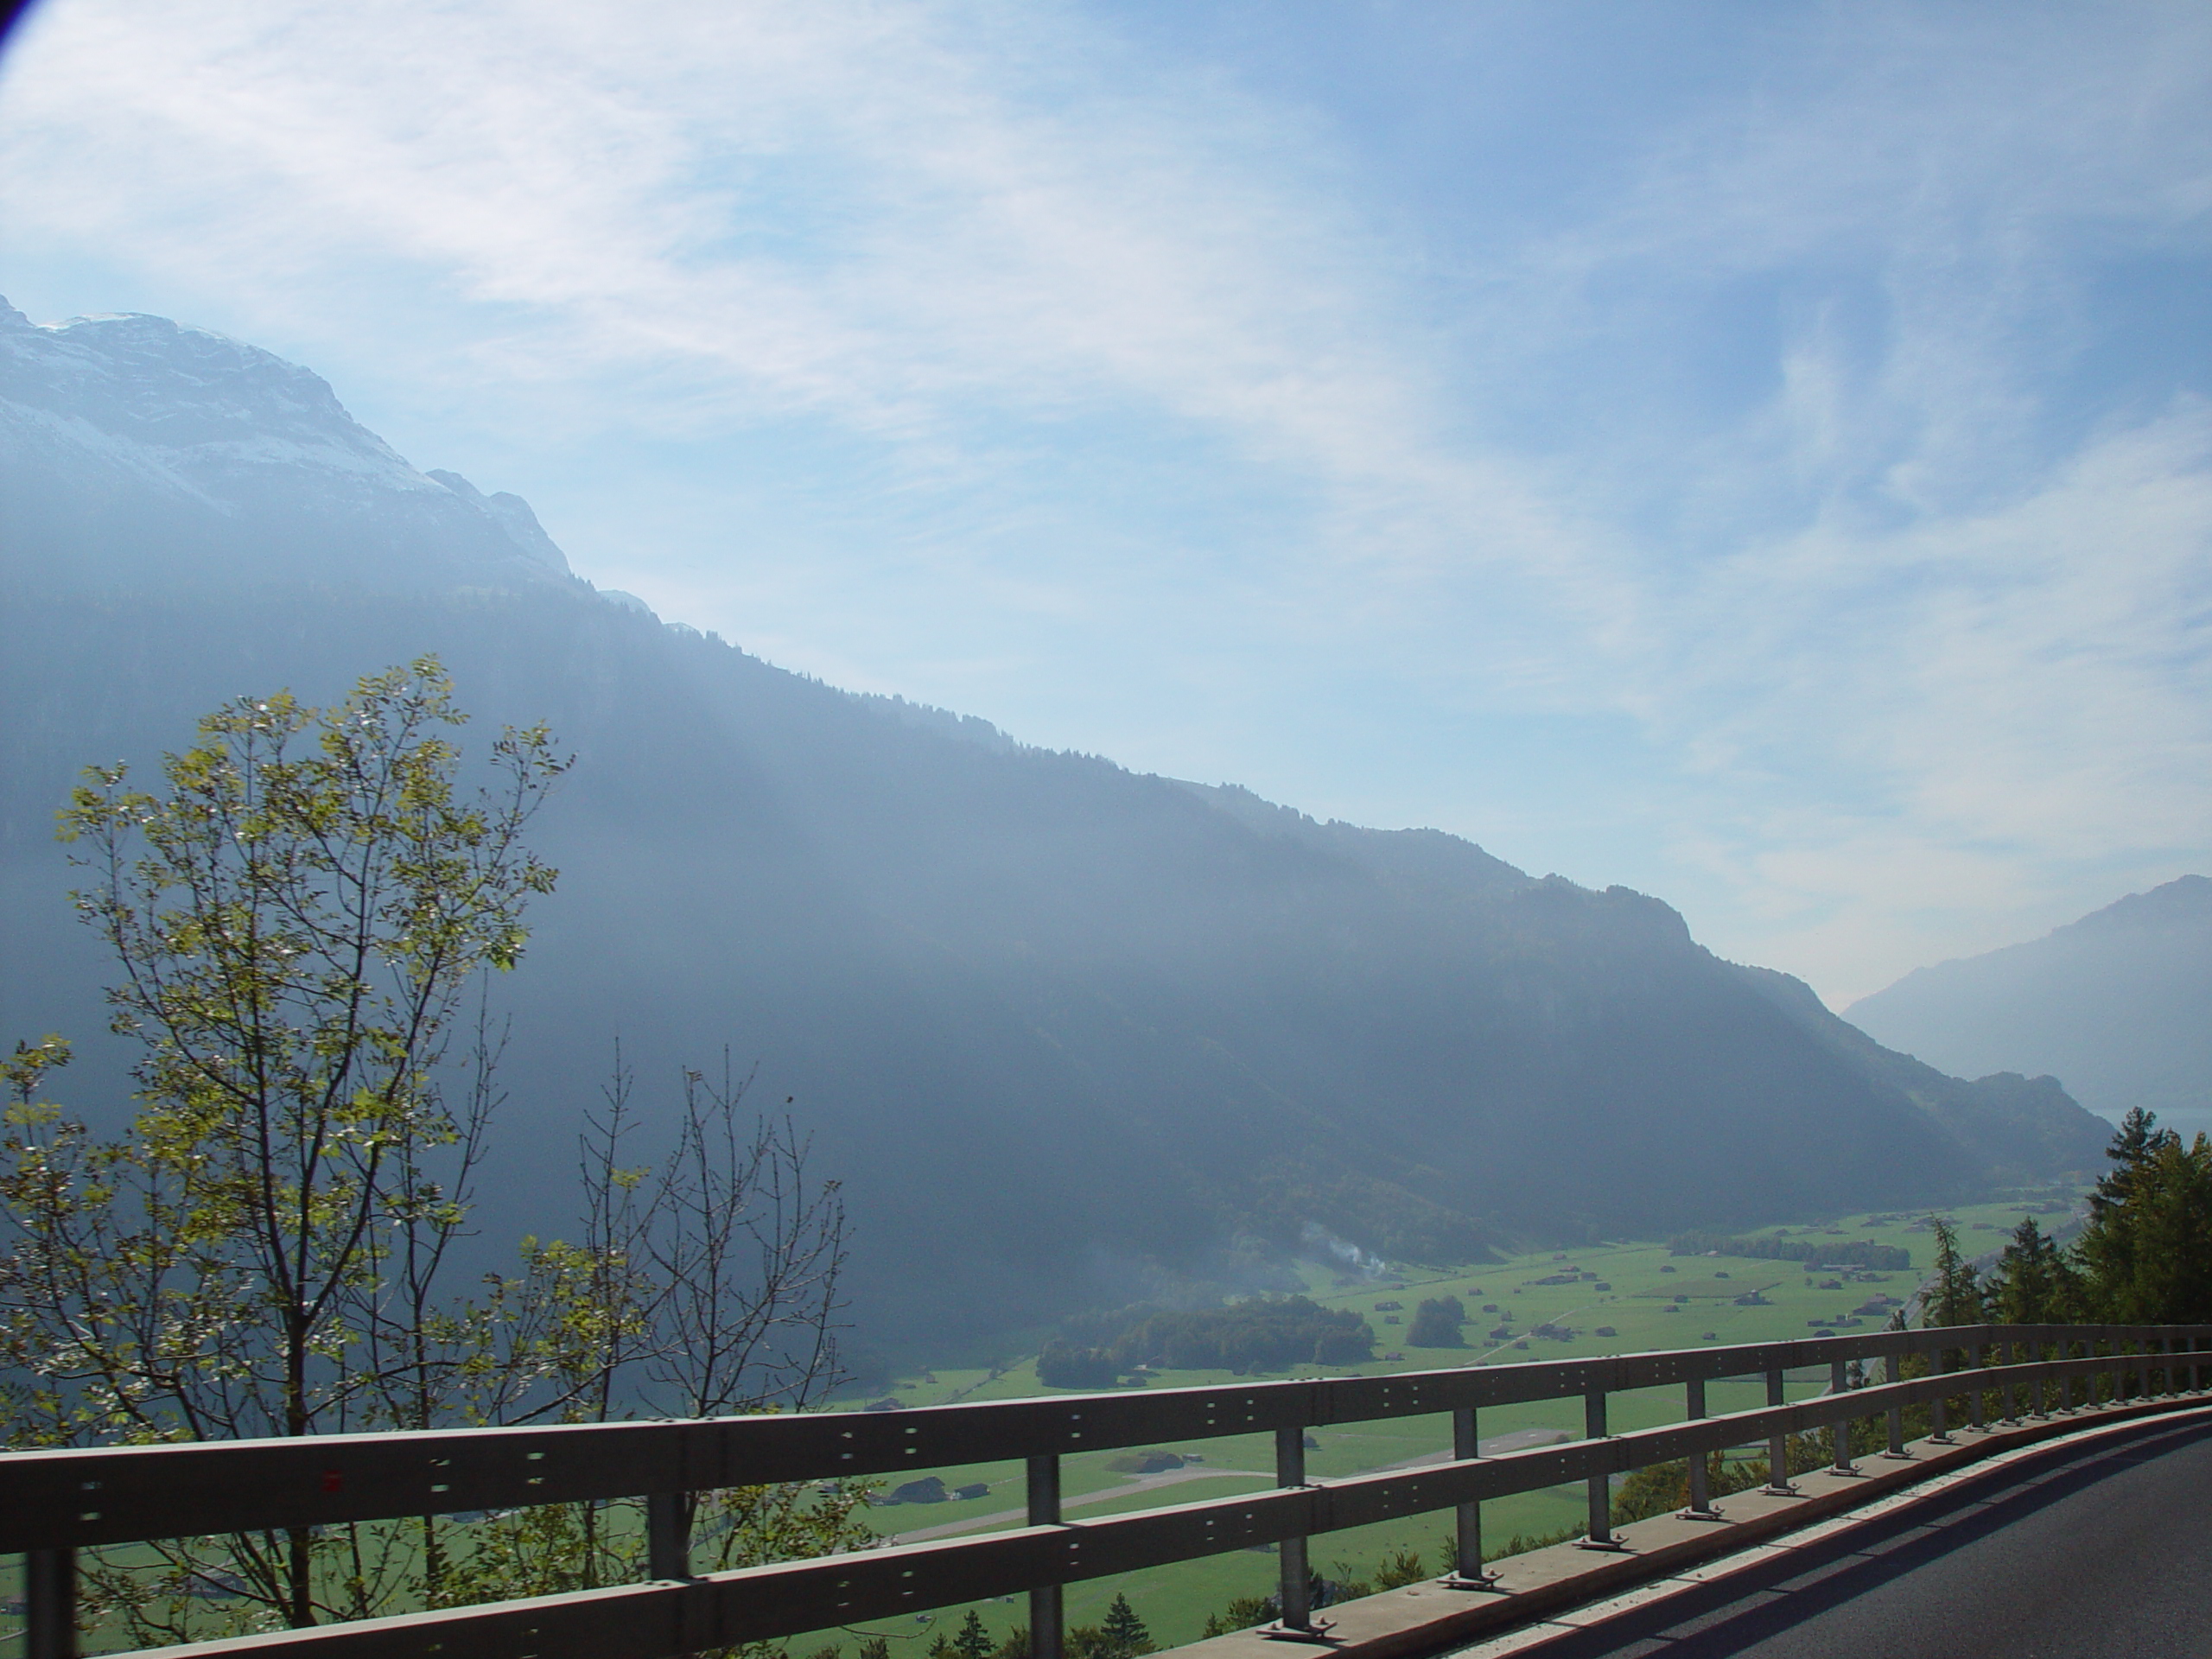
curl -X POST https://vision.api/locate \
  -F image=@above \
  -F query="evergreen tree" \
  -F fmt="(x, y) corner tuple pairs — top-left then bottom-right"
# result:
(2076, 1131), (2212, 1324)
(953, 1610), (993, 1659)
(1923, 1217), (1983, 1327)
(2089, 1107), (2179, 1220)
(1986, 1217), (2078, 1324)
(1100, 1592), (1152, 1656)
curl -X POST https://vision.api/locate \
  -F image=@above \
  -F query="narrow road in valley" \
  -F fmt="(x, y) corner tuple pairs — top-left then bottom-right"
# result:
(1466, 1410), (2212, 1658)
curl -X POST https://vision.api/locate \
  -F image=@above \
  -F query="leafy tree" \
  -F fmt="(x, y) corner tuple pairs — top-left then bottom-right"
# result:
(1370, 1547), (1428, 1590)
(1037, 1340), (1121, 1389)
(3, 660), (563, 1626)
(1099, 1592), (1152, 1656)
(1, 662), (865, 1650)
(1199, 1595), (1279, 1639)
(1609, 1449), (1769, 1524)
(1408, 1296), (1466, 1347)
(1084, 1296), (1371, 1375)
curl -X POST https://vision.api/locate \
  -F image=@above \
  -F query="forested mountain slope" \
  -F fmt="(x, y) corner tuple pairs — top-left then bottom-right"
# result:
(0, 301), (2112, 1349)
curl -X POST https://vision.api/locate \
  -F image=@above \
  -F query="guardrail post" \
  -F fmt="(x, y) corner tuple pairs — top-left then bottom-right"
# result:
(1763, 1365), (1796, 1494)
(1929, 1345), (1952, 1442)
(1999, 1341), (2017, 1424)
(1681, 1379), (1719, 1517)
(26, 1547), (76, 1659)
(1578, 1384), (1622, 1548)
(1829, 1357), (1856, 1472)
(648, 1491), (694, 1582)
(1967, 1344), (1985, 1432)
(1274, 1426), (1313, 1632)
(1028, 1453), (1063, 1659)
(1448, 1405), (1497, 1582)
(1884, 1344), (1907, 1458)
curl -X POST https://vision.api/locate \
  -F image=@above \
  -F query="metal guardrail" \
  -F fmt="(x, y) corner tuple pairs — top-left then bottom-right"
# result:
(8, 1322), (2208, 1659)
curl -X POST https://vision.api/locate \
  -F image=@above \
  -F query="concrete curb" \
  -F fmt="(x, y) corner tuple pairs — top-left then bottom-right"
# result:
(1155, 1390), (2212, 1659)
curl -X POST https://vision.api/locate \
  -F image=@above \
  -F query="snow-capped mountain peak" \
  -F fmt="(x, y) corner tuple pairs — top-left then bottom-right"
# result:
(1, 299), (577, 595)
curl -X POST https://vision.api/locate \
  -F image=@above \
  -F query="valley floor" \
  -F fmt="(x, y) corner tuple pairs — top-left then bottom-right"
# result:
(823, 1191), (2081, 1656)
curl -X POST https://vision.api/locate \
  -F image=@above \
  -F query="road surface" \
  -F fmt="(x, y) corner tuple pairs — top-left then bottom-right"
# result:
(1470, 1408), (2212, 1658)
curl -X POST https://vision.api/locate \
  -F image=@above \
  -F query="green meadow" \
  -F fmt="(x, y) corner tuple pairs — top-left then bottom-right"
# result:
(812, 1190), (2080, 1654)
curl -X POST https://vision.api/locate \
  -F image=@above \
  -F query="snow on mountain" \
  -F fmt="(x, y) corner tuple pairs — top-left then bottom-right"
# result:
(0, 298), (575, 594)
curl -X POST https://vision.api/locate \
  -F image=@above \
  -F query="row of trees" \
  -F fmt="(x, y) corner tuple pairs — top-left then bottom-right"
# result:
(1668, 1232), (1912, 1271)
(912, 1594), (1153, 1659)
(1935, 1108), (2212, 1327)
(1, 663), (863, 1649)
(1040, 1296), (1375, 1385)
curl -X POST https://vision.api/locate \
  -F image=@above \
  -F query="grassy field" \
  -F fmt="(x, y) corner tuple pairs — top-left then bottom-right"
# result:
(807, 1188), (2082, 1655)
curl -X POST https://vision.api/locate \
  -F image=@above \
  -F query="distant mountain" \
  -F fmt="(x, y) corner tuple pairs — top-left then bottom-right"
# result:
(1848, 878), (2212, 1135)
(0, 301), (2116, 1351)
(1736, 965), (2109, 1183)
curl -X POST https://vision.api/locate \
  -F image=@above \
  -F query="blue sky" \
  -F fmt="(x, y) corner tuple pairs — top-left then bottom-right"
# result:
(3, 0), (2208, 1004)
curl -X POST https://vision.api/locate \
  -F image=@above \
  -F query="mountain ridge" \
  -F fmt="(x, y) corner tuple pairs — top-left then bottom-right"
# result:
(1847, 875), (2212, 1135)
(0, 299), (2119, 1348)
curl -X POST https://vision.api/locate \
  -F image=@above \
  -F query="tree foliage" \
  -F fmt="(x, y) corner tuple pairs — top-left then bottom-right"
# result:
(1062, 1296), (1374, 1376)
(1669, 1231), (1910, 1271)
(2072, 1118), (2212, 1325)
(1923, 1217), (1982, 1329)
(1099, 1592), (1152, 1655)
(1, 662), (865, 1650)
(1407, 1296), (1466, 1347)
(1907, 1106), (2212, 1339)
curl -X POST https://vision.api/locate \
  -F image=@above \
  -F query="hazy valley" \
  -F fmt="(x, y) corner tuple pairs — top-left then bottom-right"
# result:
(0, 301), (2128, 1355)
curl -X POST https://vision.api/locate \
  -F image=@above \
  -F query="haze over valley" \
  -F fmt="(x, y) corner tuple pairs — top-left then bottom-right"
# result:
(0, 300), (2120, 1351)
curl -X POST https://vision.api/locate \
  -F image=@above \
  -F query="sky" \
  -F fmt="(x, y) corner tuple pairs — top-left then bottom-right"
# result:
(2, 0), (2207, 1007)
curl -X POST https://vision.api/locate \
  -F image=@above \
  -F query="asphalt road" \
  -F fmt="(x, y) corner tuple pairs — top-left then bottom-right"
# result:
(1493, 1408), (2212, 1659)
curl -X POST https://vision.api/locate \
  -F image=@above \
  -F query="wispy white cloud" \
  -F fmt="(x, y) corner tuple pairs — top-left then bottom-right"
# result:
(1, 0), (2207, 1001)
